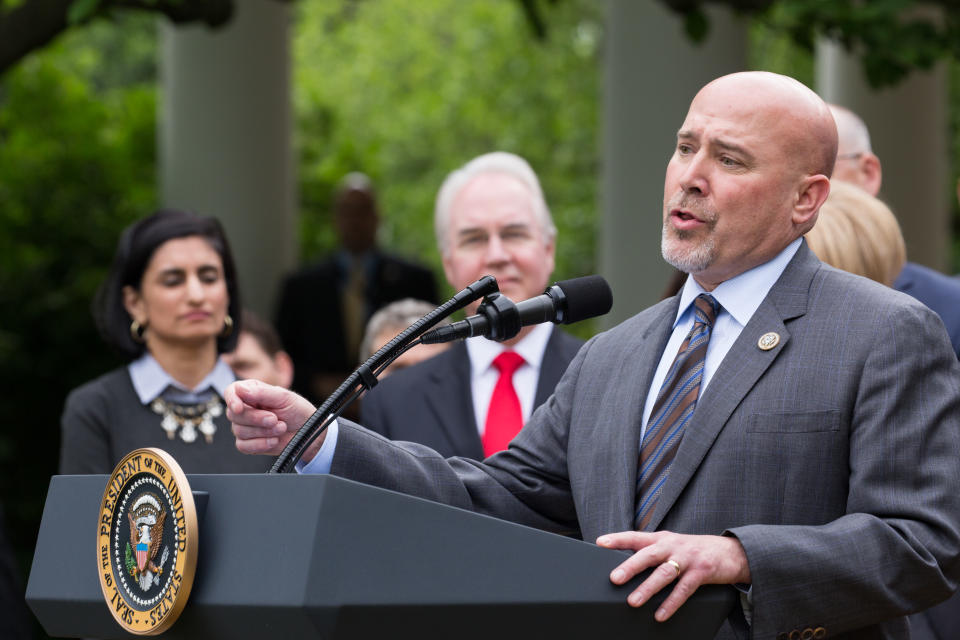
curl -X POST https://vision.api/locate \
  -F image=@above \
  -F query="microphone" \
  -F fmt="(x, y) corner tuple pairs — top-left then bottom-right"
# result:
(421, 275), (612, 344)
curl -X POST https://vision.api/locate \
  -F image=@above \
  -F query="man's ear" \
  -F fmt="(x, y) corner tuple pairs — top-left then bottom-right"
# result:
(543, 236), (556, 279)
(794, 175), (831, 232)
(858, 152), (882, 197)
(441, 252), (456, 289)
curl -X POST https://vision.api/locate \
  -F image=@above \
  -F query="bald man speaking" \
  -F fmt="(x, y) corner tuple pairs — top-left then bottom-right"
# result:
(229, 72), (960, 639)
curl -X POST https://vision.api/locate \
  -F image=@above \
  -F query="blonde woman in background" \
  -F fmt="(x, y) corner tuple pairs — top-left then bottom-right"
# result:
(805, 180), (906, 287)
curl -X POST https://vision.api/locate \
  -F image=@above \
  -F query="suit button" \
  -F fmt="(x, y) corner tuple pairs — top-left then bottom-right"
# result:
(813, 628), (826, 639)
(802, 629), (814, 640)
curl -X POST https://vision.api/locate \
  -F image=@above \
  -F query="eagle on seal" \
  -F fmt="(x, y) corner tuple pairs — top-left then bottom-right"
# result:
(127, 495), (166, 577)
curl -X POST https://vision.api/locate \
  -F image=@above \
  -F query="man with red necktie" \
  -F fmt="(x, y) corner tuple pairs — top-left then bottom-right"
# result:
(359, 152), (582, 459)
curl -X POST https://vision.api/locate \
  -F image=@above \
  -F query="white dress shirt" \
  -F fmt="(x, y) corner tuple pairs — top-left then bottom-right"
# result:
(465, 322), (553, 434)
(641, 238), (801, 437)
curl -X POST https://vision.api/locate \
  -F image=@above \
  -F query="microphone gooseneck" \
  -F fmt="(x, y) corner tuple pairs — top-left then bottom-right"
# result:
(269, 275), (499, 474)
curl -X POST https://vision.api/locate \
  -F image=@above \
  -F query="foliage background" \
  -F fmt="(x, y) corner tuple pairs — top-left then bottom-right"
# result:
(0, 11), (158, 624)
(1, 2), (959, 638)
(292, 0), (602, 295)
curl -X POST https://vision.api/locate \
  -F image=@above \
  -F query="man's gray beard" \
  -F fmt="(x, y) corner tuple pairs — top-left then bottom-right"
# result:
(661, 224), (715, 274)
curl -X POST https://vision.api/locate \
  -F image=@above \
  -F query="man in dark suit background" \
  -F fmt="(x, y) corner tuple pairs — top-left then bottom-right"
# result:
(360, 152), (582, 458)
(231, 73), (960, 639)
(828, 104), (960, 358)
(275, 173), (438, 405)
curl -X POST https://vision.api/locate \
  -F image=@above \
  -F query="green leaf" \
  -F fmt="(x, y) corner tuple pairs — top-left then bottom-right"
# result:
(683, 8), (710, 43)
(67, 0), (102, 25)
(1, 0), (27, 12)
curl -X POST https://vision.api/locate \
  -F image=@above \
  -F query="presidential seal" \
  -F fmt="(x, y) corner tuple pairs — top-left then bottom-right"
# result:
(97, 448), (198, 635)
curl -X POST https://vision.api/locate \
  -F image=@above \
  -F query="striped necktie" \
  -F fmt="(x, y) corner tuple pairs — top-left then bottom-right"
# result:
(341, 260), (367, 365)
(634, 293), (719, 531)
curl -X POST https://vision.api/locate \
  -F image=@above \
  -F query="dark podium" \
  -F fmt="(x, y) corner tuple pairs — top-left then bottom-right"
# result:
(28, 473), (736, 639)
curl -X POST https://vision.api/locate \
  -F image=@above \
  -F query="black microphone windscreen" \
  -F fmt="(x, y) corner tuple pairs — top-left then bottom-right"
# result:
(555, 275), (613, 324)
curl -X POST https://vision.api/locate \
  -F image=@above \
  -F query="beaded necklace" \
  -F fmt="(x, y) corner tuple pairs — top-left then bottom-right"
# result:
(149, 396), (223, 444)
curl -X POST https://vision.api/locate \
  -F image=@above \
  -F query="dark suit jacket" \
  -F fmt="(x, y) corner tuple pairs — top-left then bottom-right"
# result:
(909, 594), (960, 640)
(894, 261), (960, 358)
(276, 250), (437, 403)
(360, 327), (584, 459)
(330, 243), (960, 639)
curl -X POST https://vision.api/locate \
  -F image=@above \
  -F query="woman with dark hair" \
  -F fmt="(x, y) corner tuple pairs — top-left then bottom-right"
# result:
(59, 210), (271, 474)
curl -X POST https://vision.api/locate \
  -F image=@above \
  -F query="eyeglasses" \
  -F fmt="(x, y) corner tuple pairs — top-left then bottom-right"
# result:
(836, 152), (864, 160)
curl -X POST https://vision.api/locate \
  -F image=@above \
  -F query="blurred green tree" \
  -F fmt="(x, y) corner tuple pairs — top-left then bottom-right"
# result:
(0, 0), (241, 76)
(293, 0), (602, 301)
(0, 14), (157, 628)
(664, 0), (960, 89)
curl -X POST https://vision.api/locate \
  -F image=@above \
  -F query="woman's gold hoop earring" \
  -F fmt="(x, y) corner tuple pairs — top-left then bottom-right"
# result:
(221, 314), (234, 338)
(130, 320), (146, 343)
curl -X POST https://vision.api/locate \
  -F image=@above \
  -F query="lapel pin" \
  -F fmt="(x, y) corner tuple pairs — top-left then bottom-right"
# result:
(758, 332), (780, 351)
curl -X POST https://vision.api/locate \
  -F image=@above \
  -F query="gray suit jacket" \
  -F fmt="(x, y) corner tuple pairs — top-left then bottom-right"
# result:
(332, 243), (960, 639)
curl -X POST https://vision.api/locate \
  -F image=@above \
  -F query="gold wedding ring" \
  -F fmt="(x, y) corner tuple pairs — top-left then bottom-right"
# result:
(666, 559), (681, 577)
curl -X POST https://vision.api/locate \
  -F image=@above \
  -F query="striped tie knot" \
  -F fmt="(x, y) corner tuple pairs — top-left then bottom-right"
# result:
(693, 293), (719, 328)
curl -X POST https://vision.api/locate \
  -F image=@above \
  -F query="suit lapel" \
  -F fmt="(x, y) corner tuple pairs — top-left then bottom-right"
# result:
(423, 344), (484, 459)
(604, 300), (679, 533)
(645, 244), (819, 531)
(534, 327), (567, 407)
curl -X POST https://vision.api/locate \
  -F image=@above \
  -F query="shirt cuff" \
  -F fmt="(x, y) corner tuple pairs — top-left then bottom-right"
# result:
(294, 419), (339, 474)
(737, 585), (753, 627)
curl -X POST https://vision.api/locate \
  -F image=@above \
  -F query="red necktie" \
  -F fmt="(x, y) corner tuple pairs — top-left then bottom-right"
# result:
(482, 351), (525, 457)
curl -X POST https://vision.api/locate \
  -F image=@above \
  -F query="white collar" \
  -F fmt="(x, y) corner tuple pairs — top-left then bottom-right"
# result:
(465, 322), (554, 377)
(128, 353), (235, 404)
(674, 237), (802, 328)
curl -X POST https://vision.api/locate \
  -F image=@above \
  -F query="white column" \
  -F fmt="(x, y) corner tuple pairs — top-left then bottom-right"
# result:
(816, 39), (950, 271)
(600, 1), (748, 326)
(159, 0), (295, 318)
